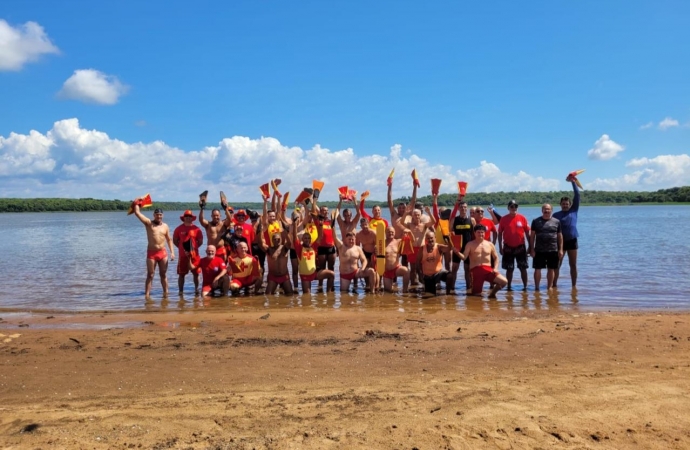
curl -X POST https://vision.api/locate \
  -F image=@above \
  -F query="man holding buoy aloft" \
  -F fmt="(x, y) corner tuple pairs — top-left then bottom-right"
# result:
(553, 171), (582, 288)
(132, 202), (175, 299)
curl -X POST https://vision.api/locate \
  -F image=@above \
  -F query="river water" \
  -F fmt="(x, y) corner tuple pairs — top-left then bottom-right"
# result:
(1, 206), (689, 313)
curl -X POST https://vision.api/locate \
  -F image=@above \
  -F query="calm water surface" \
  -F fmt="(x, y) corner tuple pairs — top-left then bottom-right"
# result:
(1, 206), (689, 313)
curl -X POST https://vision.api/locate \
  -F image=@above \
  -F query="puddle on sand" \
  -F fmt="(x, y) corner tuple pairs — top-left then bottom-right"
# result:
(0, 321), (144, 330)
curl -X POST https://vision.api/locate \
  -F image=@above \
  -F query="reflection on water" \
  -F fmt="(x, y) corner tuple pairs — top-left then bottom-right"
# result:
(1, 206), (689, 313)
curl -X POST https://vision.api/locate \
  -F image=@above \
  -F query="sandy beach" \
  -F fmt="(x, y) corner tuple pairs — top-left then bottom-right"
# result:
(1, 307), (689, 449)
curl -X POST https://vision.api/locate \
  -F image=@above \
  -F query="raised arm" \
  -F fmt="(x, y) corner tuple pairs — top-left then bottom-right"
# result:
(387, 182), (396, 218)
(358, 196), (372, 221)
(199, 206), (209, 227)
(132, 202), (151, 226)
(423, 206), (437, 229)
(571, 181), (580, 212)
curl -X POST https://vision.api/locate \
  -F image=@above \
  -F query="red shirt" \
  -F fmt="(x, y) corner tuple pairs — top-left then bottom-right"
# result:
(199, 256), (226, 286)
(319, 220), (335, 247)
(173, 224), (203, 252)
(499, 214), (530, 247)
(479, 218), (497, 241)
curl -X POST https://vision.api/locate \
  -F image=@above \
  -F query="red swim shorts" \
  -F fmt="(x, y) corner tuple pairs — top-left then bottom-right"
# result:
(147, 248), (167, 262)
(383, 264), (400, 280)
(300, 272), (318, 284)
(267, 273), (289, 285)
(340, 270), (358, 281)
(215, 245), (227, 258)
(470, 265), (497, 295)
(230, 275), (255, 289)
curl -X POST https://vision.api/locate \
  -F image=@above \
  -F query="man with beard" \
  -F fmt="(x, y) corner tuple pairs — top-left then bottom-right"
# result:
(133, 204), (175, 298)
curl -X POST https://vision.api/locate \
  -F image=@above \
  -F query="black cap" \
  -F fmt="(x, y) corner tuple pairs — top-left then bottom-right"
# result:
(507, 200), (518, 207)
(154, 208), (163, 214)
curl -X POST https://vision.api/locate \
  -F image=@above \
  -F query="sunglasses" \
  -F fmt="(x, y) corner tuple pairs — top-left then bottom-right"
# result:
(476, 209), (484, 212)
(509, 205), (518, 209)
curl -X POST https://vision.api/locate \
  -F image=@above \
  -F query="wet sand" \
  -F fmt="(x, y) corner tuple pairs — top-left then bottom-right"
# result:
(1, 307), (689, 449)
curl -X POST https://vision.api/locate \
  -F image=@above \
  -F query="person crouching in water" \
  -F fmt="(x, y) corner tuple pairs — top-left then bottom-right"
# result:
(227, 242), (261, 295)
(416, 230), (459, 295)
(459, 224), (507, 298)
(291, 222), (334, 294)
(189, 245), (229, 297)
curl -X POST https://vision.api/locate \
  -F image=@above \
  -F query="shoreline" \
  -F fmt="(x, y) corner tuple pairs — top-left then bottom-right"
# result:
(2, 308), (689, 448)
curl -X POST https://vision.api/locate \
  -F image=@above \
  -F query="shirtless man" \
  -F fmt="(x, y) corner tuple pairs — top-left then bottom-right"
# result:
(459, 225), (507, 298)
(199, 206), (231, 263)
(173, 210), (204, 295)
(416, 231), (458, 295)
(291, 224), (334, 294)
(265, 231), (293, 295)
(133, 205), (175, 298)
(356, 217), (378, 270)
(189, 245), (229, 297)
(382, 226), (410, 293)
(332, 223), (376, 292)
(335, 195), (360, 240)
(400, 207), (436, 286)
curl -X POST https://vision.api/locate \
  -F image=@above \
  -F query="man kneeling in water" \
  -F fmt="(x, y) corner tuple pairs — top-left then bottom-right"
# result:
(459, 224), (507, 298)
(189, 245), (229, 297)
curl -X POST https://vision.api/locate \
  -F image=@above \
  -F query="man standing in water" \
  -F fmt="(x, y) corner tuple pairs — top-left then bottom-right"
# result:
(133, 205), (175, 298)
(498, 200), (530, 291)
(173, 210), (204, 295)
(553, 174), (581, 288)
(529, 204), (563, 291)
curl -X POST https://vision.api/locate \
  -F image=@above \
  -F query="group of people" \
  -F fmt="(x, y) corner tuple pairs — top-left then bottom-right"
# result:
(132, 173), (580, 299)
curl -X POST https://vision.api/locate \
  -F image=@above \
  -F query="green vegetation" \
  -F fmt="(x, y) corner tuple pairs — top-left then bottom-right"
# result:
(1, 186), (689, 213)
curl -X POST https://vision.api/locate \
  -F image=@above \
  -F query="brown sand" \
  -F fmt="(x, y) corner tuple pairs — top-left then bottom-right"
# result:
(1, 307), (689, 449)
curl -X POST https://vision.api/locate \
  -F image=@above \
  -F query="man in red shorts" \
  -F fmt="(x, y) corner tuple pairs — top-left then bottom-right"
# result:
(382, 226), (410, 293)
(265, 232), (293, 295)
(173, 210), (204, 295)
(497, 200), (530, 291)
(132, 204), (175, 299)
(460, 224), (507, 298)
(189, 245), (229, 297)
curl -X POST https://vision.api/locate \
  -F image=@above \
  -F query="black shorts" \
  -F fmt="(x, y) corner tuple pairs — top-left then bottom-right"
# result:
(289, 248), (297, 259)
(318, 246), (336, 256)
(563, 238), (578, 251)
(364, 250), (373, 260)
(502, 244), (528, 270)
(451, 244), (469, 265)
(533, 251), (559, 270)
(423, 270), (449, 294)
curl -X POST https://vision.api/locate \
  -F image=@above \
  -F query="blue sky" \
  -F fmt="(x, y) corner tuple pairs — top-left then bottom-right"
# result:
(1, 1), (689, 201)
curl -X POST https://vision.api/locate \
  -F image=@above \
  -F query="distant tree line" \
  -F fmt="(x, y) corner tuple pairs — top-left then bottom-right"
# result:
(1, 186), (689, 213)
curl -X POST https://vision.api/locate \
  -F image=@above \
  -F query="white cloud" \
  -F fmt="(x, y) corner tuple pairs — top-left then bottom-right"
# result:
(0, 119), (561, 200)
(658, 117), (679, 130)
(589, 154), (690, 190)
(57, 69), (129, 105)
(587, 134), (624, 160)
(639, 122), (653, 130)
(0, 20), (59, 71)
